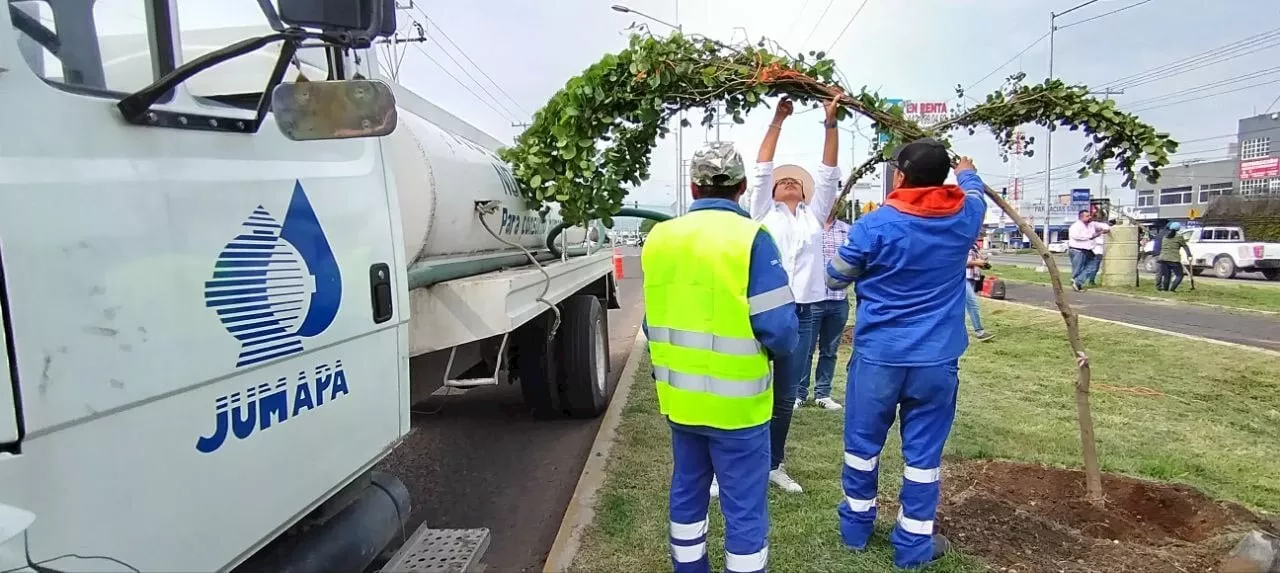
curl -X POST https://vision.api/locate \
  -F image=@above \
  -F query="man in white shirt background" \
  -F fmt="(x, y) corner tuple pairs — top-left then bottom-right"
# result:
(797, 213), (851, 412)
(1066, 209), (1110, 291)
(746, 94), (842, 494)
(1083, 217), (1112, 287)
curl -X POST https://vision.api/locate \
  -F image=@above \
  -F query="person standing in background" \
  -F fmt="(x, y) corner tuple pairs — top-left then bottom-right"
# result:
(965, 242), (995, 341)
(1082, 218), (1113, 287)
(797, 213), (851, 411)
(1067, 209), (1109, 291)
(1156, 222), (1193, 292)
(742, 93), (843, 495)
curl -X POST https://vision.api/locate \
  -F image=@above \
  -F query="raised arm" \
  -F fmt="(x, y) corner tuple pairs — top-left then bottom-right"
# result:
(749, 99), (793, 219)
(810, 94), (843, 223)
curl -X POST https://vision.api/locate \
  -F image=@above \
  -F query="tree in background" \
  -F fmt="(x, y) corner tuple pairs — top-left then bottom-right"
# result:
(639, 218), (657, 233)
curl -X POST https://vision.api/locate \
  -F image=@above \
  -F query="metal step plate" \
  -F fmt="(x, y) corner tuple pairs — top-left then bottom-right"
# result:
(381, 527), (490, 573)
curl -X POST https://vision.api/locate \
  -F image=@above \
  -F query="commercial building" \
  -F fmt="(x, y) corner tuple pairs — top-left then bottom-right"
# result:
(1131, 158), (1236, 222)
(1236, 112), (1280, 195)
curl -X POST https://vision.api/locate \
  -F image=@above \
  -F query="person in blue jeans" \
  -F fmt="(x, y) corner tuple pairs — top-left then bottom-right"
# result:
(797, 217), (851, 411)
(964, 243), (995, 341)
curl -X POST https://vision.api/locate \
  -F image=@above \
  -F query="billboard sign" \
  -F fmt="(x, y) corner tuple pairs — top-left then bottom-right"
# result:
(1240, 157), (1280, 180)
(1071, 188), (1091, 203)
(884, 98), (952, 125)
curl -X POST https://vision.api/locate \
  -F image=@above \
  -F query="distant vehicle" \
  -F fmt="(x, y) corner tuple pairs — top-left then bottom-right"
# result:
(1047, 241), (1069, 254)
(1139, 225), (1280, 279)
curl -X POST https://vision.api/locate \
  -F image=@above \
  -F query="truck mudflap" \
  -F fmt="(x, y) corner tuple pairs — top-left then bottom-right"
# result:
(0, 245), (20, 450)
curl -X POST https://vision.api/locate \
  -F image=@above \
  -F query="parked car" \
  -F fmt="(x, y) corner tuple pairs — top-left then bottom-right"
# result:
(1047, 241), (1069, 254)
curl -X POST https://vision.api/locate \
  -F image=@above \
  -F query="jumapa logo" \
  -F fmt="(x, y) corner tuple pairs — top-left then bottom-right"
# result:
(196, 181), (350, 454)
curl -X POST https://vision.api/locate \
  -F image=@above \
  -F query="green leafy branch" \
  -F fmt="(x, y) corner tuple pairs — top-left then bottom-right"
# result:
(500, 31), (1179, 226)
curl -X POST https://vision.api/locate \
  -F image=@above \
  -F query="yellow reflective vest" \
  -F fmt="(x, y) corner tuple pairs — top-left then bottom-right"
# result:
(641, 209), (773, 430)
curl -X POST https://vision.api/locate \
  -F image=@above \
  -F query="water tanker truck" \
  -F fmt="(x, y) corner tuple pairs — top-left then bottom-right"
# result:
(0, 1), (618, 570)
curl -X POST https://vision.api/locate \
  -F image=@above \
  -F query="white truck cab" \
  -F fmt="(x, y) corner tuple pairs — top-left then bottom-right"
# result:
(1182, 226), (1280, 280)
(0, 1), (618, 571)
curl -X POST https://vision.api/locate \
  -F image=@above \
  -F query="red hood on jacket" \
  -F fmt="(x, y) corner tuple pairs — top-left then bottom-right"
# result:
(884, 185), (967, 218)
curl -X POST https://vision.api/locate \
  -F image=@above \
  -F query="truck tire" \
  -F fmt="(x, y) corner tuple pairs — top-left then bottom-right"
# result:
(556, 295), (612, 418)
(1213, 255), (1237, 279)
(514, 295), (612, 419)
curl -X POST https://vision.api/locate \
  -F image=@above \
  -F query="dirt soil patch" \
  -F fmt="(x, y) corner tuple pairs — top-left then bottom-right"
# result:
(938, 460), (1274, 573)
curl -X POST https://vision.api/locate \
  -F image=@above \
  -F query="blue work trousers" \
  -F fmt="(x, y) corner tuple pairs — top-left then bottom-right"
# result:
(837, 354), (959, 569)
(770, 303), (815, 469)
(669, 423), (770, 573)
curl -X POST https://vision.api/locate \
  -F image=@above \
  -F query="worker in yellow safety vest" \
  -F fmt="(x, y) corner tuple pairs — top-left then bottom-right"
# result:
(641, 141), (800, 573)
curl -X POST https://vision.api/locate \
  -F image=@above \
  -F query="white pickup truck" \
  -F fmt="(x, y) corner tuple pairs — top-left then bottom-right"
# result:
(0, 1), (620, 572)
(1141, 225), (1280, 280)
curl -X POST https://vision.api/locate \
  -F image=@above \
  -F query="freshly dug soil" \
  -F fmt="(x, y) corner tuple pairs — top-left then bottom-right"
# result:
(936, 460), (1274, 573)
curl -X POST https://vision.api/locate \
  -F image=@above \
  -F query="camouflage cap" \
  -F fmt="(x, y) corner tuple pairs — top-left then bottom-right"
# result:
(689, 141), (746, 187)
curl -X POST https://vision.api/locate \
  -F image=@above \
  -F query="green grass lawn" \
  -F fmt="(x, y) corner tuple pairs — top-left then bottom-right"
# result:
(989, 263), (1280, 313)
(571, 302), (1280, 573)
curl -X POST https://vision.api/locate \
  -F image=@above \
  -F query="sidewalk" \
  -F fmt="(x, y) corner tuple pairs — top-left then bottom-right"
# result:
(1002, 282), (1280, 351)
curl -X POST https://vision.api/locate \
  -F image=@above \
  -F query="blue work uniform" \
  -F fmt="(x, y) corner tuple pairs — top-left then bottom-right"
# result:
(643, 198), (800, 573)
(825, 170), (987, 569)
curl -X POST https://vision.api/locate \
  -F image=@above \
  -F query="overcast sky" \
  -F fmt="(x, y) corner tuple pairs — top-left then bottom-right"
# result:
(97, 0), (1280, 209)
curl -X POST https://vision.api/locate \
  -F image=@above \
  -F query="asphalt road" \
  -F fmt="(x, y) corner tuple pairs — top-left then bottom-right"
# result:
(987, 252), (1280, 287)
(1000, 281), (1280, 351)
(375, 252), (645, 572)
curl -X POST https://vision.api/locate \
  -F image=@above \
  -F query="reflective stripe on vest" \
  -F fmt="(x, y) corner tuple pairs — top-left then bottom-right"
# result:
(641, 209), (774, 430)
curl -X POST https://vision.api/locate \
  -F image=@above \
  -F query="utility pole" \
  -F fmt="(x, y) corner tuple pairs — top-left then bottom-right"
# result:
(1043, 0), (1101, 243)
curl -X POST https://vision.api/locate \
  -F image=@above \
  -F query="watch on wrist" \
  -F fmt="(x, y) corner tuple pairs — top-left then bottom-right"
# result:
(823, 118), (838, 129)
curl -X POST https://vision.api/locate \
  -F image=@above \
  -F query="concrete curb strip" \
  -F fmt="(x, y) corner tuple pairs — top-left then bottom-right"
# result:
(543, 330), (649, 573)
(987, 298), (1280, 357)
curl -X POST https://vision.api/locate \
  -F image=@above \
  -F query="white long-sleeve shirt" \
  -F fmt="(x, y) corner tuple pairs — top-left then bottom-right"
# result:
(748, 161), (842, 304)
(1068, 220), (1104, 251)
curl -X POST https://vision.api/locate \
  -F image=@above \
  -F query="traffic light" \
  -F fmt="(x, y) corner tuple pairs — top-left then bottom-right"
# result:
(1001, 187), (1008, 198)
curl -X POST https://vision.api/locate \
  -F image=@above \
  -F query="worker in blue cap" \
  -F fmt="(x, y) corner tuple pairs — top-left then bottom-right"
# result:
(825, 139), (989, 569)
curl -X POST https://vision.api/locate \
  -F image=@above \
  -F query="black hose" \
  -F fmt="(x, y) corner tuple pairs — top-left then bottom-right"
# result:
(545, 207), (674, 256)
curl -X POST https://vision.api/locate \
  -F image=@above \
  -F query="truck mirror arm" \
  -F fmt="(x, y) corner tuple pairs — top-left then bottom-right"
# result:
(9, 5), (60, 56)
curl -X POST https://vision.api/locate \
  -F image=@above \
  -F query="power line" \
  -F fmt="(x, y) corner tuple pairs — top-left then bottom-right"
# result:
(823, 0), (872, 54)
(406, 41), (523, 124)
(963, 32), (1049, 93)
(1128, 79), (1280, 113)
(1100, 27), (1280, 90)
(1266, 92), (1280, 114)
(408, 5), (531, 118)
(1057, 0), (1153, 29)
(1122, 66), (1280, 108)
(797, 0), (836, 50)
(783, 0), (815, 44)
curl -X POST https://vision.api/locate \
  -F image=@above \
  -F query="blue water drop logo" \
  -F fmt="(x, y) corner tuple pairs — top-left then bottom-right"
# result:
(204, 181), (342, 368)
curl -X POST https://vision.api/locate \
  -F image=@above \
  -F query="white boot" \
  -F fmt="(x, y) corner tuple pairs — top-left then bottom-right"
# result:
(709, 475), (720, 498)
(769, 465), (803, 493)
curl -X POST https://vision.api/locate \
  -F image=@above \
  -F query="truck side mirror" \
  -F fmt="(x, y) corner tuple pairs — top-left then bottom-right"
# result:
(277, 0), (396, 40)
(272, 79), (398, 141)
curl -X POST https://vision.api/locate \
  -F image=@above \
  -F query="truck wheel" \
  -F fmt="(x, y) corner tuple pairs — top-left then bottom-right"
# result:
(513, 311), (564, 418)
(514, 295), (611, 418)
(1263, 269), (1280, 281)
(555, 295), (612, 418)
(1213, 255), (1237, 279)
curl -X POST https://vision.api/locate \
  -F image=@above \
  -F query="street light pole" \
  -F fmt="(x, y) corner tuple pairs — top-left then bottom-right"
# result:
(1042, 0), (1100, 243)
(1042, 10), (1056, 244)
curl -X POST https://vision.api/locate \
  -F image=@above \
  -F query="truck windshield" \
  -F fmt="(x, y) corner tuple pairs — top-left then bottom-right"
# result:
(8, 0), (329, 106)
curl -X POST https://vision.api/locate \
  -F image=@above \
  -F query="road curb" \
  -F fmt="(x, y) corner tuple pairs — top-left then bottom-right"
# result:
(543, 330), (649, 573)
(993, 274), (1279, 317)
(987, 298), (1280, 357)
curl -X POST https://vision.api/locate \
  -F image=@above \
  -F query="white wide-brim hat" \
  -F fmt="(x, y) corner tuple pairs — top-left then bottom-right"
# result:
(773, 164), (816, 204)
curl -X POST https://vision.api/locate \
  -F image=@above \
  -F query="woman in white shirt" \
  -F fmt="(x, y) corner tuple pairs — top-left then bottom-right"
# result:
(748, 95), (842, 494)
